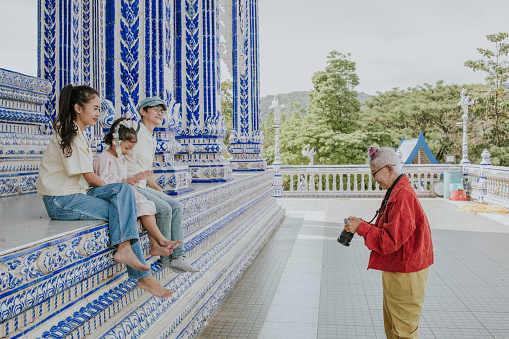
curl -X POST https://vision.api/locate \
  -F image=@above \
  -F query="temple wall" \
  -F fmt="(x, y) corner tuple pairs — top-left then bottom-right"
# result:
(0, 171), (284, 338)
(0, 1), (280, 336)
(0, 69), (52, 197)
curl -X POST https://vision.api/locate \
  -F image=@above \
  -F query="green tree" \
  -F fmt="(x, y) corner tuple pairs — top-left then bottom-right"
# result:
(464, 32), (509, 150)
(260, 51), (392, 166)
(277, 112), (392, 166)
(359, 82), (483, 163)
(308, 50), (361, 133)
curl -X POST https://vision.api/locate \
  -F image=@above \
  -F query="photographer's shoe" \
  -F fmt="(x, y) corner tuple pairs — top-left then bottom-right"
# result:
(162, 257), (200, 273)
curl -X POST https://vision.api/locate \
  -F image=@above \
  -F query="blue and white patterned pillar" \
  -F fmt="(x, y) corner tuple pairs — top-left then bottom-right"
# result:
(39, 0), (192, 193)
(38, 0), (106, 121)
(228, 0), (266, 171)
(104, 0), (193, 193)
(174, 0), (232, 182)
(105, 0), (141, 117)
(154, 0), (194, 194)
(38, 0), (106, 152)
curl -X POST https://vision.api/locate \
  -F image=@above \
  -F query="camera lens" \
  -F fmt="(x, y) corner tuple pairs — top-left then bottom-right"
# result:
(337, 230), (354, 246)
(338, 218), (354, 246)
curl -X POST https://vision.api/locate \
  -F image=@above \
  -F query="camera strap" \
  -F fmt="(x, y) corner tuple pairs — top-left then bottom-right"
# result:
(367, 173), (405, 224)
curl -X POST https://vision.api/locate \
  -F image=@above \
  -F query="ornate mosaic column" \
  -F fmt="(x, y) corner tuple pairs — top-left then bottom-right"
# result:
(142, 0), (194, 193)
(38, 0), (191, 194)
(38, 0), (107, 121)
(103, 0), (193, 193)
(174, 0), (232, 182)
(228, 0), (266, 171)
(38, 0), (107, 154)
(0, 69), (52, 197)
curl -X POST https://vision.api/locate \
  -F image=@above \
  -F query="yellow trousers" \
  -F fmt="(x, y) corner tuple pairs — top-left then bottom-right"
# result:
(382, 267), (429, 339)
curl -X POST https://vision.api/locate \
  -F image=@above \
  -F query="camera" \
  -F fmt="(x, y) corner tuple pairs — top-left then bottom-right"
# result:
(338, 218), (354, 246)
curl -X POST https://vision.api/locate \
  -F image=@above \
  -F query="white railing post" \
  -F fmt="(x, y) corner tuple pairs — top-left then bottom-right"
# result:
(478, 149), (492, 203)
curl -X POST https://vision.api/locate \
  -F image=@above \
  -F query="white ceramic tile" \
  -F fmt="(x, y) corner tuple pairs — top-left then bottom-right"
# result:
(283, 262), (322, 274)
(275, 278), (321, 295)
(285, 255), (322, 267)
(270, 291), (320, 308)
(258, 321), (317, 339)
(264, 305), (319, 324)
(279, 271), (322, 284)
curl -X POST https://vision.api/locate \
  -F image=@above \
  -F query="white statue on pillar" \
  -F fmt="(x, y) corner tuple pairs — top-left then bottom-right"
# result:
(458, 89), (474, 165)
(302, 144), (316, 165)
(269, 96), (284, 197)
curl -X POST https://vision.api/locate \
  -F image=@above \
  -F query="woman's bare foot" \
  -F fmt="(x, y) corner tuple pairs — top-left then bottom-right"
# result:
(137, 275), (173, 298)
(150, 244), (171, 257)
(158, 239), (182, 250)
(114, 242), (150, 271)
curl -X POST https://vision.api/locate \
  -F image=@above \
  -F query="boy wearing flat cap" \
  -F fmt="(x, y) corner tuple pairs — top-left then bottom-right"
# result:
(125, 97), (199, 273)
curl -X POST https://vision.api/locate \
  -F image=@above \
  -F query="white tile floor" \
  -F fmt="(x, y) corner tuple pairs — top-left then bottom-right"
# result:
(259, 211), (325, 338)
(199, 197), (509, 339)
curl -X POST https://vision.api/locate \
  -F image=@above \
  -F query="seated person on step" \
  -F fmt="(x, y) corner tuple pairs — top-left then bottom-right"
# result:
(36, 84), (173, 298)
(94, 117), (182, 258)
(125, 97), (199, 273)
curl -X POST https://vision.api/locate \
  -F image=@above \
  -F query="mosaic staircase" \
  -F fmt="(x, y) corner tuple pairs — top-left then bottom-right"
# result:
(0, 172), (285, 339)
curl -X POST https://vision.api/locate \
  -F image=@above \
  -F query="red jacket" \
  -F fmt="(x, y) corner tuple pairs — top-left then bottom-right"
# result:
(356, 175), (434, 273)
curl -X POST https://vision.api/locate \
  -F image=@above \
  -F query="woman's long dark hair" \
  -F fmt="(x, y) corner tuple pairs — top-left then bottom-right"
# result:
(55, 84), (100, 157)
(103, 117), (138, 146)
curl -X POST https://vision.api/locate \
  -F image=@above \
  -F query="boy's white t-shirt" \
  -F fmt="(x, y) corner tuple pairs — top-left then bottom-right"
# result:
(125, 123), (157, 189)
(37, 127), (93, 196)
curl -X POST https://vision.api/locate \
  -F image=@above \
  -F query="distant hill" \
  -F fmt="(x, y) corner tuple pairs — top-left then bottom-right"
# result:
(260, 91), (309, 122)
(357, 92), (371, 105)
(260, 91), (371, 122)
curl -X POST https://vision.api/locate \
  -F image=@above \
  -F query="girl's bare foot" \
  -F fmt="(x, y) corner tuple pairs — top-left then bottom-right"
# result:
(158, 239), (182, 250)
(114, 242), (150, 271)
(137, 275), (173, 298)
(150, 244), (171, 257)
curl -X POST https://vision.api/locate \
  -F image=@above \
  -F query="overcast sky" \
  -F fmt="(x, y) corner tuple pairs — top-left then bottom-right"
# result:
(259, 0), (509, 96)
(2, 0), (508, 97)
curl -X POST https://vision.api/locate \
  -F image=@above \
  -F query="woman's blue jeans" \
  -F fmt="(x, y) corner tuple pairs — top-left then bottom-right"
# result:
(134, 187), (184, 259)
(42, 183), (150, 280)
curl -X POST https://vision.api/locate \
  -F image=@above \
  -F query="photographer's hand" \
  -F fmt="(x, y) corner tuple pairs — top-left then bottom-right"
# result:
(344, 217), (363, 234)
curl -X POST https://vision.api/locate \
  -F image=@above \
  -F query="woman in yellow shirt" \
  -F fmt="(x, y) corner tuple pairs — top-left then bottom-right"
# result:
(37, 84), (172, 298)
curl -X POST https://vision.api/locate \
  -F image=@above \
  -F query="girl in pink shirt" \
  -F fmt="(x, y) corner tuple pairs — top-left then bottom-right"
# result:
(94, 117), (181, 257)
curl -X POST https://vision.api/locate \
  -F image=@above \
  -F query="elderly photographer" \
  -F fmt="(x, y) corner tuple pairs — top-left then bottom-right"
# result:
(344, 147), (434, 339)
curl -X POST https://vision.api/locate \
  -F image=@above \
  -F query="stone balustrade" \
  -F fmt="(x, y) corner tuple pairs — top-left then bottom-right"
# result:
(464, 164), (509, 209)
(279, 164), (463, 197)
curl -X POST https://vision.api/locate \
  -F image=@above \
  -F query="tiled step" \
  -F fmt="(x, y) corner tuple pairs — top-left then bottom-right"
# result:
(0, 172), (284, 339)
